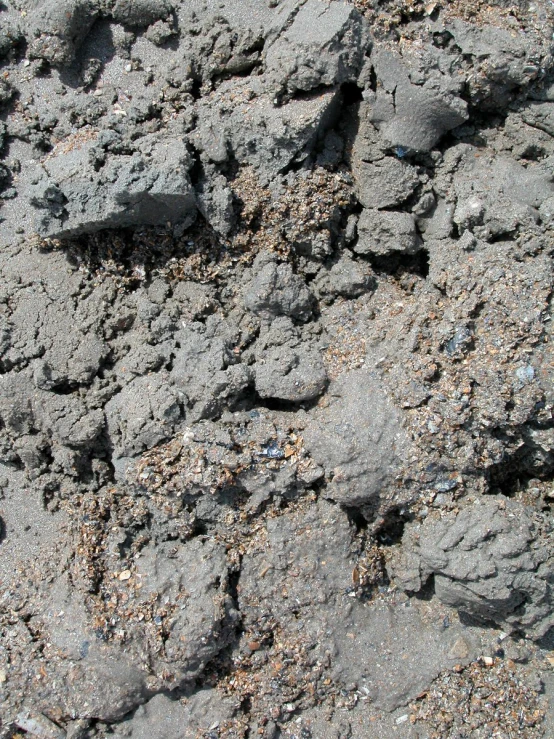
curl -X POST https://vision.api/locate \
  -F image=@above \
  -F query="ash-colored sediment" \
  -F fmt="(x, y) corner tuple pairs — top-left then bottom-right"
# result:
(0, 0), (554, 737)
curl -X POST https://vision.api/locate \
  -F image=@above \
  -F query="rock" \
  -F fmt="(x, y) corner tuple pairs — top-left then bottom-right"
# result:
(25, 0), (100, 67)
(192, 79), (341, 184)
(195, 167), (235, 236)
(522, 102), (554, 138)
(443, 145), (554, 241)
(239, 500), (477, 713)
(111, 0), (173, 28)
(437, 19), (550, 109)
(354, 157), (419, 210)
(311, 251), (371, 300)
(303, 370), (412, 517)
(355, 209), (420, 256)
(370, 48), (468, 152)
(244, 253), (314, 321)
(60, 654), (147, 722)
(253, 317), (327, 403)
(389, 497), (554, 639)
(15, 712), (66, 739)
(328, 601), (477, 712)
(105, 374), (184, 460)
(264, 0), (365, 97)
(29, 135), (196, 239)
(171, 319), (251, 421)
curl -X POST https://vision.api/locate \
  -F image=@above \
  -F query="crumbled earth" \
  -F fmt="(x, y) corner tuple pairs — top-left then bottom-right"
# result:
(0, 0), (554, 737)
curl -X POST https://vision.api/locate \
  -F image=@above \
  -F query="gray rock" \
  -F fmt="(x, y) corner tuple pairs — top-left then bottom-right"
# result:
(195, 166), (235, 236)
(105, 374), (183, 460)
(253, 317), (327, 403)
(171, 319), (251, 420)
(356, 209), (419, 256)
(370, 48), (468, 152)
(15, 712), (66, 739)
(239, 500), (477, 713)
(354, 157), (420, 210)
(522, 101), (554, 138)
(111, 0), (173, 28)
(30, 135), (196, 239)
(264, 0), (365, 97)
(443, 145), (554, 241)
(60, 654), (147, 722)
(437, 18), (550, 109)
(303, 370), (412, 515)
(244, 253), (313, 321)
(389, 497), (554, 639)
(311, 251), (371, 300)
(25, 0), (100, 67)
(191, 78), (341, 184)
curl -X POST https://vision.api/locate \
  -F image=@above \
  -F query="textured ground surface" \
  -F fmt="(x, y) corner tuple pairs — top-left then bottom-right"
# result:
(1, 0), (554, 736)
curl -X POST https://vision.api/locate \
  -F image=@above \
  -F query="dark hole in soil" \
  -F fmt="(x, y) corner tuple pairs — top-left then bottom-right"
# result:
(369, 248), (430, 279)
(375, 508), (412, 545)
(341, 81), (364, 106)
(413, 574), (436, 602)
(190, 78), (202, 100)
(345, 506), (367, 532)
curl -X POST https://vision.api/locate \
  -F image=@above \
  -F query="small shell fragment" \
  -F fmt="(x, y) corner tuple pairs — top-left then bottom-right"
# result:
(119, 570), (132, 581)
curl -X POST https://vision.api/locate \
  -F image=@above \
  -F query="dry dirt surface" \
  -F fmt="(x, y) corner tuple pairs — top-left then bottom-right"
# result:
(1, 0), (554, 737)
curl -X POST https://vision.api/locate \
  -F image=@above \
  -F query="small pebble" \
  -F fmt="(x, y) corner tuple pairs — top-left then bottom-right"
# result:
(119, 570), (131, 581)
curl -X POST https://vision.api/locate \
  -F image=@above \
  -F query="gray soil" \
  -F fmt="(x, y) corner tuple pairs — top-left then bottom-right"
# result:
(0, 0), (554, 737)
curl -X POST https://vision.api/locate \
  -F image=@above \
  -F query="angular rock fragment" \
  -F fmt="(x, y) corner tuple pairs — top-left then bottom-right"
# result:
(354, 157), (419, 210)
(240, 501), (477, 713)
(389, 497), (554, 639)
(311, 251), (371, 300)
(443, 145), (554, 240)
(114, 691), (235, 739)
(128, 538), (237, 689)
(264, 0), (365, 97)
(29, 135), (196, 239)
(171, 319), (251, 421)
(356, 208), (420, 256)
(25, 0), (100, 67)
(192, 79), (341, 183)
(58, 654), (147, 722)
(111, 0), (173, 28)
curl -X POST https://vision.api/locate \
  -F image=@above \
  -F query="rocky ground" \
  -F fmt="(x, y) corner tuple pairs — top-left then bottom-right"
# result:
(0, 0), (554, 736)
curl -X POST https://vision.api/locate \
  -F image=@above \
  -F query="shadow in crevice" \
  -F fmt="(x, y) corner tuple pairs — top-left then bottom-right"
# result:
(368, 248), (430, 279)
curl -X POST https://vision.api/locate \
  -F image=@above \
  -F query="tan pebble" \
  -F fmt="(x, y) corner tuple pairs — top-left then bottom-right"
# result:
(248, 641), (261, 651)
(0, 669), (6, 683)
(119, 570), (132, 581)
(481, 656), (494, 666)
(546, 653), (554, 667)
